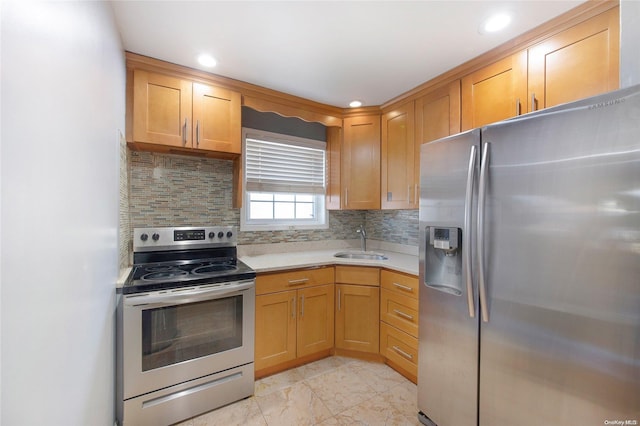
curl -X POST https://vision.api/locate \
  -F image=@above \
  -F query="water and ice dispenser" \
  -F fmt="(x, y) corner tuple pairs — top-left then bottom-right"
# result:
(424, 226), (463, 296)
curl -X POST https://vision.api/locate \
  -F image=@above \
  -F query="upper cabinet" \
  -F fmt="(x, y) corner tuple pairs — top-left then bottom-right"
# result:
(381, 102), (416, 209)
(415, 80), (461, 145)
(131, 69), (241, 156)
(527, 6), (619, 112)
(325, 126), (342, 210)
(342, 114), (381, 210)
(192, 83), (241, 153)
(461, 51), (528, 131)
(460, 4), (619, 131)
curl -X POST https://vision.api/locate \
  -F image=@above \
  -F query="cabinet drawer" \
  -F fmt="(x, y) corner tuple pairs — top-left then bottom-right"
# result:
(257, 266), (334, 295)
(381, 269), (418, 298)
(335, 266), (379, 286)
(380, 289), (418, 338)
(380, 322), (418, 378)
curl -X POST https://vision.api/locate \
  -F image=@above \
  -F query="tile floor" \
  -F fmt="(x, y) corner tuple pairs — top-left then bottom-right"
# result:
(175, 356), (420, 426)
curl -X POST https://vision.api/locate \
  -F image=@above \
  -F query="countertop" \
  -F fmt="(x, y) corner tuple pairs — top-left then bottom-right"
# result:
(239, 240), (418, 276)
(117, 240), (419, 288)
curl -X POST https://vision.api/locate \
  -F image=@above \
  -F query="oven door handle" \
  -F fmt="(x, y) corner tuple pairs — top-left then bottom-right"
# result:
(123, 280), (255, 307)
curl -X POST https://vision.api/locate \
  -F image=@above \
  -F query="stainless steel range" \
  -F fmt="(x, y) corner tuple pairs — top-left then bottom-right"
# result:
(117, 226), (256, 426)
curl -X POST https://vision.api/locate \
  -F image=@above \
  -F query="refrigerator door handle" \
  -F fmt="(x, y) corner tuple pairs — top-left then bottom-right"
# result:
(477, 142), (490, 322)
(464, 144), (477, 318)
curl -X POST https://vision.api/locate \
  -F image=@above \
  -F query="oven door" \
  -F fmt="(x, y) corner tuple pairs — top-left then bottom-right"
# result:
(121, 279), (255, 400)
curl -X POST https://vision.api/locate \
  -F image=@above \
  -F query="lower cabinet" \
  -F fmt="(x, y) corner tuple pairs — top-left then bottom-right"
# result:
(255, 265), (419, 381)
(334, 266), (380, 354)
(255, 267), (334, 377)
(379, 269), (420, 382)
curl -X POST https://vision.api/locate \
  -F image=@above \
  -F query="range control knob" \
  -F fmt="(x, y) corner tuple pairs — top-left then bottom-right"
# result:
(152, 233), (160, 241)
(208, 232), (215, 239)
(217, 231), (224, 238)
(140, 233), (148, 241)
(226, 231), (233, 238)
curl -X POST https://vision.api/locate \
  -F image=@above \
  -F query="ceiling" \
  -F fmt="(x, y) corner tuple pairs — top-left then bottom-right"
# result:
(110, 1), (585, 108)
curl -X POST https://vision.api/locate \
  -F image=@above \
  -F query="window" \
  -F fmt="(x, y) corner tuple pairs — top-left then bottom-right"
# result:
(241, 128), (327, 231)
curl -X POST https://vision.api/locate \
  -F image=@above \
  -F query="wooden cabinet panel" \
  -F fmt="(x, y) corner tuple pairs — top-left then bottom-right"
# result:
(257, 266), (334, 295)
(461, 51), (527, 131)
(326, 126), (342, 210)
(255, 268), (334, 375)
(381, 102), (416, 209)
(255, 291), (297, 371)
(380, 322), (418, 380)
(342, 115), (381, 210)
(133, 70), (192, 147)
(415, 80), (461, 145)
(130, 69), (241, 155)
(380, 289), (418, 338)
(528, 6), (619, 111)
(335, 284), (380, 353)
(297, 284), (335, 357)
(381, 269), (419, 298)
(192, 83), (241, 153)
(335, 265), (380, 286)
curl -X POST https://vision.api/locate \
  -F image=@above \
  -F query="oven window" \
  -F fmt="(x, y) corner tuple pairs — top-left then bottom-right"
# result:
(141, 295), (243, 371)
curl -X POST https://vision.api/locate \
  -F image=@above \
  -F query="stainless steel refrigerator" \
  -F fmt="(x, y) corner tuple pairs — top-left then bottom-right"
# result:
(417, 85), (640, 426)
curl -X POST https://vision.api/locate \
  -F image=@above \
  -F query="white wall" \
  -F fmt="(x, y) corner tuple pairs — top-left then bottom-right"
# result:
(1, 1), (124, 425)
(620, 0), (640, 88)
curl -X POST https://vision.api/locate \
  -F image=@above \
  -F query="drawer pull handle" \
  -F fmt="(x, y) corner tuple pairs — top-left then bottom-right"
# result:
(393, 309), (414, 321)
(392, 345), (413, 360)
(288, 278), (309, 286)
(393, 282), (413, 292)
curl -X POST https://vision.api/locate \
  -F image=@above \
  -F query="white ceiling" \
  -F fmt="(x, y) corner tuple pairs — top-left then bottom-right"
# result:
(110, 0), (585, 108)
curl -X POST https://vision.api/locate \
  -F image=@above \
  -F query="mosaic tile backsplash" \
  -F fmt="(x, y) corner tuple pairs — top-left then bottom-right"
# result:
(124, 151), (418, 264)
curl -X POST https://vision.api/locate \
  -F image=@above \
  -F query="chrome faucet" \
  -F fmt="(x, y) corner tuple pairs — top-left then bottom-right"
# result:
(356, 225), (367, 252)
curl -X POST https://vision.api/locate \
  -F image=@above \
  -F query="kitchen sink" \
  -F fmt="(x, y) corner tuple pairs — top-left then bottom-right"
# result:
(333, 251), (388, 260)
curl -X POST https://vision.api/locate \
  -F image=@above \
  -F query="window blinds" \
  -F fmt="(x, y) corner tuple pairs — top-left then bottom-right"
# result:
(244, 131), (326, 194)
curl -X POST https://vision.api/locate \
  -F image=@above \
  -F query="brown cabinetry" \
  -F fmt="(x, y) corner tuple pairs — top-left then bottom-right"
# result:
(334, 266), (380, 354)
(325, 126), (342, 210)
(130, 69), (241, 155)
(379, 269), (419, 382)
(255, 267), (334, 377)
(461, 6), (619, 131)
(415, 80), (461, 144)
(341, 114), (381, 210)
(381, 102), (416, 209)
(527, 6), (619, 111)
(461, 51), (528, 131)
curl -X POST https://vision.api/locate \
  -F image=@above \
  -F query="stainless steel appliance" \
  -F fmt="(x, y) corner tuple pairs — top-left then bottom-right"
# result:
(418, 86), (640, 426)
(117, 226), (256, 426)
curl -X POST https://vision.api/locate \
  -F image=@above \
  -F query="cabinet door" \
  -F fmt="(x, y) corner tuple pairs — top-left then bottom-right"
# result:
(297, 284), (335, 357)
(342, 115), (381, 210)
(461, 51), (527, 131)
(132, 70), (192, 147)
(255, 291), (296, 371)
(192, 83), (241, 154)
(335, 284), (380, 353)
(381, 102), (416, 209)
(528, 6), (619, 111)
(415, 80), (461, 145)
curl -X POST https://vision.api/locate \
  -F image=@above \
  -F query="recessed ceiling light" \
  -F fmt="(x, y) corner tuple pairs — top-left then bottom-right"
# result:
(197, 54), (217, 68)
(349, 100), (362, 108)
(480, 13), (511, 34)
